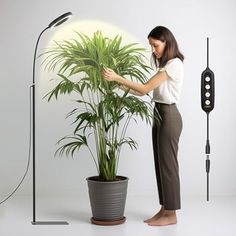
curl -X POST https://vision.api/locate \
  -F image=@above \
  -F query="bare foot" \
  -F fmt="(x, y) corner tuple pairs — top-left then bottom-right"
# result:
(144, 206), (165, 223)
(148, 210), (177, 226)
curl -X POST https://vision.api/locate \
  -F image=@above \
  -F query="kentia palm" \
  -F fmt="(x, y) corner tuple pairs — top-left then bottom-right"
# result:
(42, 31), (158, 224)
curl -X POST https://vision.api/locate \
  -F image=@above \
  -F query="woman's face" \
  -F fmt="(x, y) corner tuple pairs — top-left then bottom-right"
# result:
(148, 37), (166, 59)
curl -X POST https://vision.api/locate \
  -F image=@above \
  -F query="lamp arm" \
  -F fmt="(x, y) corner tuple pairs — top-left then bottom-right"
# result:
(32, 26), (50, 84)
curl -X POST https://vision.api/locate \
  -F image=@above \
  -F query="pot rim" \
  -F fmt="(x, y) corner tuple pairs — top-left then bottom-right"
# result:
(86, 176), (129, 183)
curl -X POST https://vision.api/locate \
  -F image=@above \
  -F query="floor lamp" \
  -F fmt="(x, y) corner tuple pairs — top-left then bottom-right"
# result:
(31, 12), (72, 225)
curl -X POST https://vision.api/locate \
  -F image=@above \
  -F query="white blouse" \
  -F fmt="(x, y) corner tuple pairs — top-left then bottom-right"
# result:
(152, 57), (184, 104)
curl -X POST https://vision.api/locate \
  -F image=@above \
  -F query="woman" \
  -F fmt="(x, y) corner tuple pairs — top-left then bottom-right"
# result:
(102, 26), (184, 226)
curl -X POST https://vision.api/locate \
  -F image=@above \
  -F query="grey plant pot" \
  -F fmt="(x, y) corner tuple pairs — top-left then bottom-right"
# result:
(87, 176), (129, 223)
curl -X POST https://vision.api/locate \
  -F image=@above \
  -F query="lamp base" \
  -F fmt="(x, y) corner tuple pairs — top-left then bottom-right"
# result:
(31, 221), (69, 225)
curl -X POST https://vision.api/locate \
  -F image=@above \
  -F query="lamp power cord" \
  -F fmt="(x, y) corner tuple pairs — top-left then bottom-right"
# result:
(0, 86), (32, 205)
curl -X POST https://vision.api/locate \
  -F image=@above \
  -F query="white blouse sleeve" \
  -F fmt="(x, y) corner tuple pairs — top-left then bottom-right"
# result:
(163, 58), (184, 81)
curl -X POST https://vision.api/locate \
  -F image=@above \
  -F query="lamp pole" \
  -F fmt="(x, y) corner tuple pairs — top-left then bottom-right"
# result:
(31, 12), (72, 225)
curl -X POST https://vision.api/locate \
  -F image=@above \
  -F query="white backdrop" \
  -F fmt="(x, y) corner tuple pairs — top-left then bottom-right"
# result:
(0, 0), (236, 198)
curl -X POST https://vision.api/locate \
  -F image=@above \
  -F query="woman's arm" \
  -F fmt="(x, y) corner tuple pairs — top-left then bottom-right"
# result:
(119, 85), (144, 96)
(102, 68), (169, 96)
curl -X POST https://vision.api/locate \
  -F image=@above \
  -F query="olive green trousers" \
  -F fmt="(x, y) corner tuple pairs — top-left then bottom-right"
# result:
(152, 103), (183, 210)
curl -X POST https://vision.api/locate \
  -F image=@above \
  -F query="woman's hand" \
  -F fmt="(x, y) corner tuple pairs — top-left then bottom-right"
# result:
(102, 67), (120, 82)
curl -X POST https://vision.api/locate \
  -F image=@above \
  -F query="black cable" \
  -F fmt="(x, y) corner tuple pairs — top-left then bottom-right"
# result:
(206, 112), (210, 201)
(0, 86), (32, 205)
(207, 170), (209, 201)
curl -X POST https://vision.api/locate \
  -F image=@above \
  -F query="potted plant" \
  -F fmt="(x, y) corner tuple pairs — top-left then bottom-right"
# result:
(42, 31), (157, 225)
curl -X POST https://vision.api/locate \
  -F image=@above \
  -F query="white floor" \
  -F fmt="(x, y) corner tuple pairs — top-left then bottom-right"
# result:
(0, 195), (235, 236)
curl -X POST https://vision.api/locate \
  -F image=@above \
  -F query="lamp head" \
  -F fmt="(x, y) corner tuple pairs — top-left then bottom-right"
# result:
(48, 12), (72, 29)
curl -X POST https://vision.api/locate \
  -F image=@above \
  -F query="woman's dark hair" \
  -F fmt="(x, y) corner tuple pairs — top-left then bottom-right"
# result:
(148, 26), (184, 68)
